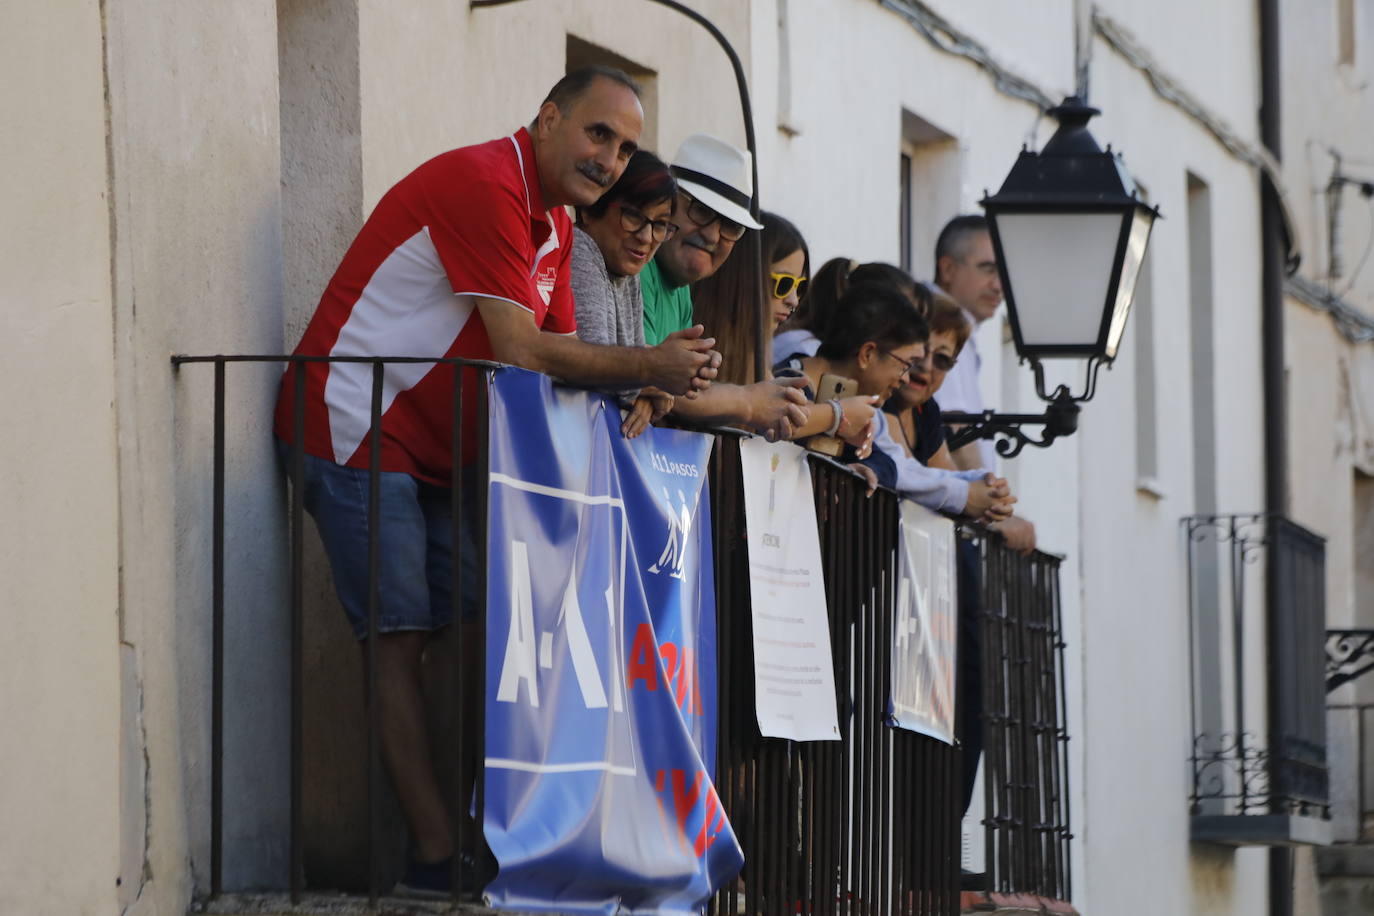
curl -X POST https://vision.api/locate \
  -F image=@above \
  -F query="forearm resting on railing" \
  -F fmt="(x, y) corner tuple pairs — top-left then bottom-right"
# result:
(476, 297), (719, 397)
(669, 378), (809, 436)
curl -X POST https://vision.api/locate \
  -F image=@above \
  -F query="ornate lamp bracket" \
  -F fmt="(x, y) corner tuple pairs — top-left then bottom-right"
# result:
(943, 356), (1107, 458)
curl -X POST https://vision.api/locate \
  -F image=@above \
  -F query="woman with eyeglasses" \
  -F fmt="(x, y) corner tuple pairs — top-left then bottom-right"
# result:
(689, 209), (809, 386)
(868, 287), (1022, 525)
(883, 288), (969, 468)
(883, 289), (1037, 551)
(773, 260), (924, 366)
(571, 149), (680, 437)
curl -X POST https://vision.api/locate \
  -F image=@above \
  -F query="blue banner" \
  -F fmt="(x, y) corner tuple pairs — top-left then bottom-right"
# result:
(483, 368), (742, 915)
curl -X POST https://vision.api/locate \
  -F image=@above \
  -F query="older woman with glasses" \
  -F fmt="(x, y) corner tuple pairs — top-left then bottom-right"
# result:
(571, 149), (680, 436)
(883, 288), (970, 468)
(882, 288), (1034, 549)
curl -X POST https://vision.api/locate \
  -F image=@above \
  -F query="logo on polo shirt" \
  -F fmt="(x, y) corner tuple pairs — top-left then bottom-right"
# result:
(536, 266), (557, 305)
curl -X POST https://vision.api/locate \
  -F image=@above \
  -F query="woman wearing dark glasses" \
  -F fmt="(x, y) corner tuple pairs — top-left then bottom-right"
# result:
(883, 286), (967, 466)
(772, 259), (923, 366)
(570, 149), (680, 437)
(689, 209), (809, 386)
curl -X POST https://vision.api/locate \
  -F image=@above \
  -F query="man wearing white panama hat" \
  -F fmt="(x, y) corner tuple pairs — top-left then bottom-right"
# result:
(642, 133), (809, 439)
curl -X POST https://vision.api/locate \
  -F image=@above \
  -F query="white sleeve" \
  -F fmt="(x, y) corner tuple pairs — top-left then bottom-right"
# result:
(872, 413), (980, 513)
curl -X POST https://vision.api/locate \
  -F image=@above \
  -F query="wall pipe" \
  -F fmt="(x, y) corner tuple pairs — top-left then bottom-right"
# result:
(1258, 0), (1293, 913)
(471, 0), (768, 382)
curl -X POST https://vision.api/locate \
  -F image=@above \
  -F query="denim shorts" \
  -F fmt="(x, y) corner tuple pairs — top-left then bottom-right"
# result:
(277, 440), (480, 640)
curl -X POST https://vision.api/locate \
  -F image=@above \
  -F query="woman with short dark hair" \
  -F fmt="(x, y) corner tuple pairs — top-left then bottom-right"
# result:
(773, 260), (925, 364)
(571, 149), (679, 436)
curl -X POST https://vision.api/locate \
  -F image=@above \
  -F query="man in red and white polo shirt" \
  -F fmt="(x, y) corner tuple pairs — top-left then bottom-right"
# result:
(273, 66), (718, 897)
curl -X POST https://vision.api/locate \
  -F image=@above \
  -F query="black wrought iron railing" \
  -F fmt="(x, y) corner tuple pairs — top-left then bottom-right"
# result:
(965, 527), (1072, 902)
(1324, 631), (1374, 843)
(176, 355), (1071, 914)
(1184, 513), (1330, 840)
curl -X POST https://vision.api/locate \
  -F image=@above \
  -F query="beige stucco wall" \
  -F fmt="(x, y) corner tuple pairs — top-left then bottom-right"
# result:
(101, 0), (290, 911)
(0, 3), (122, 913)
(7, 1), (1368, 912)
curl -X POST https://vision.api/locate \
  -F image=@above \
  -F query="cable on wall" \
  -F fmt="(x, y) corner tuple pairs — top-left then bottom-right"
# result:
(878, 0), (1303, 272)
(1285, 274), (1374, 343)
(876, 0), (1058, 111)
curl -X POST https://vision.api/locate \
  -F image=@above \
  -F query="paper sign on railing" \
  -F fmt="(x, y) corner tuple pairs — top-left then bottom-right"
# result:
(890, 500), (958, 744)
(738, 439), (840, 742)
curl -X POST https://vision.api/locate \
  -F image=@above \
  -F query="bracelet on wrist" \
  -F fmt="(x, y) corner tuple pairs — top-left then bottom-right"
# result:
(824, 399), (844, 437)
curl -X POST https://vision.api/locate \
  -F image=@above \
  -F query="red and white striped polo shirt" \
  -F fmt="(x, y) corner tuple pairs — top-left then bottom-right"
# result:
(274, 127), (574, 482)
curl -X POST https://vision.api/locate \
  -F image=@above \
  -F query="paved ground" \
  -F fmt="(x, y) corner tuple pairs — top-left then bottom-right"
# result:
(192, 892), (504, 916)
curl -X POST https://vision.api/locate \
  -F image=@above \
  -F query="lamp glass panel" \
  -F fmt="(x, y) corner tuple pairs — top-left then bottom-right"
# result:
(995, 211), (1122, 350)
(1103, 208), (1154, 359)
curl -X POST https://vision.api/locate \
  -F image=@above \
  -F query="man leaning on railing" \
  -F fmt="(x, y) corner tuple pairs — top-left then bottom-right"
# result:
(271, 65), (719, 900)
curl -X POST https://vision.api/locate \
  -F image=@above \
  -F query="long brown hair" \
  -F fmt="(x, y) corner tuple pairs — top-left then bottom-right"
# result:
(691, 210), (808, 385)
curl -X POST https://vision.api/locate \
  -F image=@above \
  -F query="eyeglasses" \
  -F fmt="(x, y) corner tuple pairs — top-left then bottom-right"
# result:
(616, 204), (678, 242)
(684, 195), (747, 241)
(770, 272), (808, 301)
(881, 349), (923, 376)
(930, 352), (957, 372)
(919, 350), (958, 373)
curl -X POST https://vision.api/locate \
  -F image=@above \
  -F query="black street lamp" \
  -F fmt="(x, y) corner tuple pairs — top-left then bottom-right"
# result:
(944, 97), (1161, 457)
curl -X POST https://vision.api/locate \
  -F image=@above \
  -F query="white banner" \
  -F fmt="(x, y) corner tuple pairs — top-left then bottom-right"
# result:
(890, 500), (957, 744)
(737, 439), (840, 741)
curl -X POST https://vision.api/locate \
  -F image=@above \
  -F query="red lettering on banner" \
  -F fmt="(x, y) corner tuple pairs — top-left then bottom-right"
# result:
(629, 633), (703, 716)
(671, 768), (705, 836)
(660, 642), (679, 696)
(653, 767), (730, 859)
(693, 783), (727, 856)
(627, 623), (659, 691)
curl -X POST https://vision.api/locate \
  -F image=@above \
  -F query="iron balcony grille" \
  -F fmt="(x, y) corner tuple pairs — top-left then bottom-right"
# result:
(966, 527), (1072, 903)
(174, 354), (1073, 913)
(1184, 513), (1331, 845)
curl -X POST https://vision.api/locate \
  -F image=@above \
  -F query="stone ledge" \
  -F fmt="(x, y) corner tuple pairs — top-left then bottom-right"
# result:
(961, 890), (1079, 915)
(191, 892), (500, 916)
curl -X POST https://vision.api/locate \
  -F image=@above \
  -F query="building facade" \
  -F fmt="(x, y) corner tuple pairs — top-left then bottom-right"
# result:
(4, 1), (1370, 913)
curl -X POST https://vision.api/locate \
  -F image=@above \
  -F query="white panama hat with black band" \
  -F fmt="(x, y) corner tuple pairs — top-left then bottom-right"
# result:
(669, 133), (764, 231)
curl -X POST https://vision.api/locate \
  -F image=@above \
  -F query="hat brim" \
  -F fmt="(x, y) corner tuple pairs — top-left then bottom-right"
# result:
(675, 178), (764, 231)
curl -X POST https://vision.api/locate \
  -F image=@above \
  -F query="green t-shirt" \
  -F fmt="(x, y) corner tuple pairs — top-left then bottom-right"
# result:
(639, 257), (694, 346)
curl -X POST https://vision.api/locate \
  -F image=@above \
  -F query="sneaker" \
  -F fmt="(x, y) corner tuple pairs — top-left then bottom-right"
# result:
(394, 850), (496, 901)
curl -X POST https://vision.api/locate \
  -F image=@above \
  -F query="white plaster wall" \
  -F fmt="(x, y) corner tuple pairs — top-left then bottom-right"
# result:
(1093, 0), (1261, 146)
(352, 0), (751, 219)
(1280, 0), (1374, 634)
(1281, 0), (1374, 315)
(748, 5), (1270, 909)
(4, 0), (1347, 911)
(1056, 26), (1270, 916)
(0, 3), (122, 913)
(101, 0), (290, 910)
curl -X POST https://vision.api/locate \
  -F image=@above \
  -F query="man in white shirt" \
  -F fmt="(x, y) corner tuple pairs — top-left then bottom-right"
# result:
(933, 215), (1036, 555)
(931, 215), (1002, 470)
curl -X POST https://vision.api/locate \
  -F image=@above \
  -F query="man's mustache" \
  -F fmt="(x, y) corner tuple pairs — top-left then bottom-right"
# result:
(682, 232), (717, 254)
(576, 161), (613, 187)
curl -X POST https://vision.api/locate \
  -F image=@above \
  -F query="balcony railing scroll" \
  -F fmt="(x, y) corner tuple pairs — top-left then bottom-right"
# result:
(175, 354), (1073, 914)
(1323, 631), (1374, 844)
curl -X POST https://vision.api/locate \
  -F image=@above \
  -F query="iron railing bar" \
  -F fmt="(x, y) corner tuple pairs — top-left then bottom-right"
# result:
(474, 369), (491, 886)
(211, 359), (226, 899)
(289, 367), (306, 903)
(172, 354), (505, 368)
(450, 366), (466, 901)
(366, 361), (382, 906)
